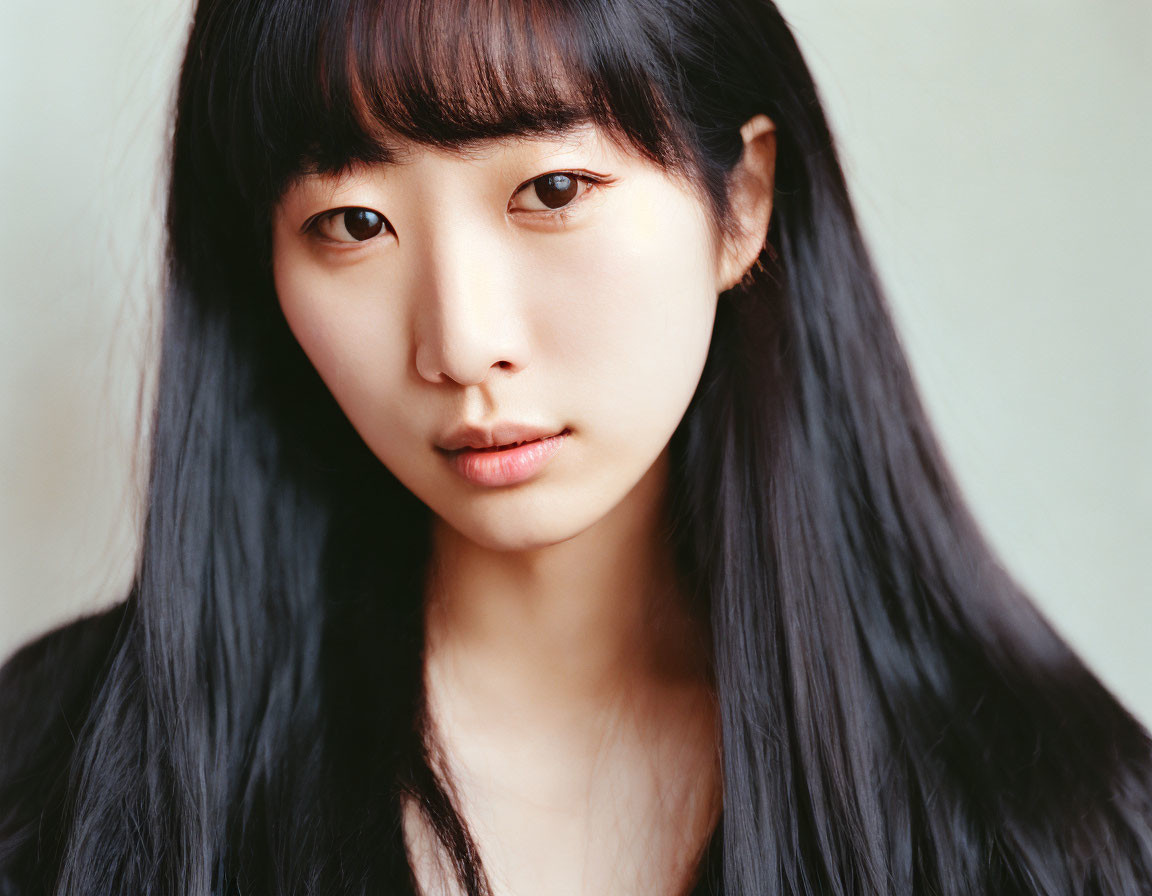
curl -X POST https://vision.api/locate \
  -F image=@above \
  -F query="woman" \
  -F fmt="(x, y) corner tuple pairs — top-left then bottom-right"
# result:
(2, 0), (1150, 893)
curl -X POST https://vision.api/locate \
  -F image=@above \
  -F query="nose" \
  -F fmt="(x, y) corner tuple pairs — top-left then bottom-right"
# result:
(412, 223), (530, 386)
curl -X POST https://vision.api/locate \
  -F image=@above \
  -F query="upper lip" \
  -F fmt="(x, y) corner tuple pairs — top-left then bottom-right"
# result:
(436, 422), (569, 453)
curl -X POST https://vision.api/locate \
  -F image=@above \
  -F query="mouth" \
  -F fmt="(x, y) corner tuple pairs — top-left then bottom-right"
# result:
(442, 428), (572, 486)
(436, 422), (573, 454)
(456, 429), (570, 455)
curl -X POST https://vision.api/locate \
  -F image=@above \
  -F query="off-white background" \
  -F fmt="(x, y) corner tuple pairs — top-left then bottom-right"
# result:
(2, 1), (1149, 724)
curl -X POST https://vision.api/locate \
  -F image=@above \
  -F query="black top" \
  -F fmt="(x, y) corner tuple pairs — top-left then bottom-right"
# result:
(0, 605), (723, 895)
(0, 603), (128, 895)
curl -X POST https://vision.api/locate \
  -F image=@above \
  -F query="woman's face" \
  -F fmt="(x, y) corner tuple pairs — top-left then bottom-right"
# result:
(272, 123), (739, 551)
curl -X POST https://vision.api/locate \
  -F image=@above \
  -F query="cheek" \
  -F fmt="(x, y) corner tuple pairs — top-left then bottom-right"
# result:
(533, 185), (719, 436)
(271, 249), (411, 438)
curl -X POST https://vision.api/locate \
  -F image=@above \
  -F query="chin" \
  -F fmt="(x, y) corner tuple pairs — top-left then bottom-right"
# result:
(430, 487), (615, 554)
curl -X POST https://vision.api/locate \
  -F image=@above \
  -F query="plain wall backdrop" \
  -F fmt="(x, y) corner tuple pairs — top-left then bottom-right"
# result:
(1, 0), (1149, 723)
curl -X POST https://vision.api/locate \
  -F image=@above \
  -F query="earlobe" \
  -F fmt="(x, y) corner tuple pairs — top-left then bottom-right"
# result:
(716, 114), (777, 293)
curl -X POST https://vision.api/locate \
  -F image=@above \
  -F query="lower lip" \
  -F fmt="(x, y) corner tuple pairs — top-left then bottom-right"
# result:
(443, 429), (570, 487)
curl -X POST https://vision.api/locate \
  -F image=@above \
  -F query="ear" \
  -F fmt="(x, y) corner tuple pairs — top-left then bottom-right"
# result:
(715, 114), (777, 293)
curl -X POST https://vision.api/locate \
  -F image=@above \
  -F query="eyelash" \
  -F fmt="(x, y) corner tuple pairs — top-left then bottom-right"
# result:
(510, 171), (606, 223)
(301, 171), (608, 243)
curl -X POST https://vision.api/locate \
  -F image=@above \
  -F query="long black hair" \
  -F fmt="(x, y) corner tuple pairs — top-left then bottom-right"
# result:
(29, 0), (1152, 892)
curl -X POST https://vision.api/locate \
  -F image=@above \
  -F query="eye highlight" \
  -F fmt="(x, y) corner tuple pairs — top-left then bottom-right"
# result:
(307, 207), (389, 243)
(510, 171), (609, 220)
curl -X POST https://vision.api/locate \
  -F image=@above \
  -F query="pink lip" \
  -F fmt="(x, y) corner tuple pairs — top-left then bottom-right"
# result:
(443, 429), (570, 486)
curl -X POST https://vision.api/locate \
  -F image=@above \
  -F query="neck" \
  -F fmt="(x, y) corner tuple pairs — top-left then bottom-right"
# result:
(421, 448), (713, 718)
(410, 450), (723, 895)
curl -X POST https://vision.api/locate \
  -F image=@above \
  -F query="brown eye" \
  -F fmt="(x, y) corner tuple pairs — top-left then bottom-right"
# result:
(344, 209), (384, 240)
(534, 173), (578, 209)
(316, 207), (387, 242)
(511, 171), (605, 218)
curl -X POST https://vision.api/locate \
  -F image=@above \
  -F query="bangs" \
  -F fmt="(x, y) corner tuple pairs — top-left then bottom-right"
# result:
(211, 0), (706, 206)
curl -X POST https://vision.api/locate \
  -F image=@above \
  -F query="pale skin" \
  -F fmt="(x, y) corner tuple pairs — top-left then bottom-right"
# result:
(272, 113), (776, 895)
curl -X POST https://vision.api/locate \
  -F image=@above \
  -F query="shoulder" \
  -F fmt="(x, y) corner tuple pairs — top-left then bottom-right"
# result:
(0, 600), (129, 890)
(0, 602), (128, 763)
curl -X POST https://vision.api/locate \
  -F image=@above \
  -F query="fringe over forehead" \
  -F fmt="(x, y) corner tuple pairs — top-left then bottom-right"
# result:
(191, 0), (739, 216)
